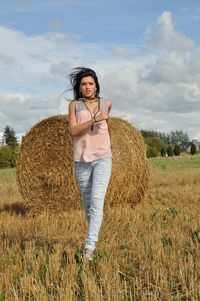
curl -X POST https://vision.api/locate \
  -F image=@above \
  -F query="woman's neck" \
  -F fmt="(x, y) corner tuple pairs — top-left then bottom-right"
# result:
(83, 96), (98, 103)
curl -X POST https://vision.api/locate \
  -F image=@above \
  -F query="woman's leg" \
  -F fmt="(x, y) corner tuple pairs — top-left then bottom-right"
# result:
(85, 157), (112, 251)
(74, 161), (93, 223)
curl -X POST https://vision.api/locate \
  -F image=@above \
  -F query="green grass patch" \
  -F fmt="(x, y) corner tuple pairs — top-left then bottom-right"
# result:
(0, 168), (16, 180)
(149, 155), (200, 171)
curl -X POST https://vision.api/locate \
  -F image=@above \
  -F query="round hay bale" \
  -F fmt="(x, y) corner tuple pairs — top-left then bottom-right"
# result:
(16, 115), (149, 212)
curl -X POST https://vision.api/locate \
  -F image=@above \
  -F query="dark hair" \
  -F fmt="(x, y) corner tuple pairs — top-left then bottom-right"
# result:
(69, 67), (100, 100)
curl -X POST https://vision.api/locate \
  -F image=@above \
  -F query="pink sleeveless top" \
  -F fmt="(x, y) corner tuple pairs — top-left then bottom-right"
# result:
(73, 98), (112, 162)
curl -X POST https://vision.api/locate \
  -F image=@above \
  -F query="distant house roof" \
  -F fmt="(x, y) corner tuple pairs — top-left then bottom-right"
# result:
(180, 140), (200, 152)
(180, 142), (191, 151)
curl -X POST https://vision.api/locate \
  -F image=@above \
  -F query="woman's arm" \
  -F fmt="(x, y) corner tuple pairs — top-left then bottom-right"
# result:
(107, 100), (112, 113)
(106, 100), (112, 140)
(68, 101), (94, 137)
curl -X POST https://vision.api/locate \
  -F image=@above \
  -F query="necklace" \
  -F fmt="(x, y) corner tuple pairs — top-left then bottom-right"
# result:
(82, 98), (100, 131)
(83, 97), (97, 103)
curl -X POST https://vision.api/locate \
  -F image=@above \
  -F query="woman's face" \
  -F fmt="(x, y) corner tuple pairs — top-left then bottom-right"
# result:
(79, 76), (97, 99)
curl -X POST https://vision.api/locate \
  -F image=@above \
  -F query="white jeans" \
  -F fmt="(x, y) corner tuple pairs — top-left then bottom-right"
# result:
(74, 157), (112, 251)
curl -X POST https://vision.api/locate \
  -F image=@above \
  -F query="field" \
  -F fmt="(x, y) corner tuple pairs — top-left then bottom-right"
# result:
(0, 156), (200, 301)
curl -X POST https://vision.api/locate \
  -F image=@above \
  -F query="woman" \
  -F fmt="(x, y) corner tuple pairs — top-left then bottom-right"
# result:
(68, 67), (112, 260)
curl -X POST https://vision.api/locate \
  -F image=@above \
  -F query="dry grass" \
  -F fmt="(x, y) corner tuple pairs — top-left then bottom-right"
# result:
(0, 157), (200, 300)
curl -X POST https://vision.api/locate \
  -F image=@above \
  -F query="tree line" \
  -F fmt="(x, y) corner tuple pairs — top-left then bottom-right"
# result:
(0, 126), (198, 168)
(0, 126), (18, 168)
(141, 129), (196, 158)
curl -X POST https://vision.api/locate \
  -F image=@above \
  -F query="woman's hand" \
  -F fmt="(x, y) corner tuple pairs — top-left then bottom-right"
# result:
(95, 112), (109, 122)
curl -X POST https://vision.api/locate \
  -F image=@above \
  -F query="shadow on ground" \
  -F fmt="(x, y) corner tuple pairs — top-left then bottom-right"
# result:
(0, 201), (29, 216)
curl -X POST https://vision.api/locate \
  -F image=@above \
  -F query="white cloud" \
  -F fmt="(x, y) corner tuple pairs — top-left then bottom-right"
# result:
(144, 11), (195, 52)
(0, 10), (200, 141)
(0, 92), (60, 134)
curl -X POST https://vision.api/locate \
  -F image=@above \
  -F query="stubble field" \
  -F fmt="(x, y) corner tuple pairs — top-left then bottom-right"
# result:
(0, 155), (200, 301)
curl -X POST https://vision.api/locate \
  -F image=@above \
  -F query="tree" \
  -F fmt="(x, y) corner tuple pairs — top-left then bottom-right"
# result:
(2, 125), (18, 147)
(167, 146), (174, 157)
(191, 143), (196, 155)
(0, 146), (17, 168)
(165, 133), (172, 144)
(145, 136), (166, 152)
(161, 147), (167, 157)
(174, 145), (181, 156)
(146, 147), (158, 158)
(141, 129), (190, 145)
(141, 130), (157, 138)
(169, 130), (189, 145)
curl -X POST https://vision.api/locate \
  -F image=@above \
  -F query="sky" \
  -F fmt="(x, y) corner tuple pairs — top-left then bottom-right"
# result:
(1, 0), (200, 141)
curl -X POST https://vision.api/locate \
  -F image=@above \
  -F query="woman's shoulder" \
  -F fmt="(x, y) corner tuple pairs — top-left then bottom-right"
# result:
(100, 97), (112, 111)
(100, 97), (112, 106)
(69, 99), (76, 105)
(68, 100), (77, 112)
(69, 99), (85, 113)
(69, 99), (81, 107)
(106, 99), (112, 109)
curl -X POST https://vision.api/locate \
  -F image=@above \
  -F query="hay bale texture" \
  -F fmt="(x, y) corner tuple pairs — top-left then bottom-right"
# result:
(16, 115), (149, 212)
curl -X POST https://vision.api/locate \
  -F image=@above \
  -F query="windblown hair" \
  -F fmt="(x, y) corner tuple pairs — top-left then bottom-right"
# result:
(69, 67), (100, 100)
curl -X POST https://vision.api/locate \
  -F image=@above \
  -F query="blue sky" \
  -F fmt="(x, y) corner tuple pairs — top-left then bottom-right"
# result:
(1, 0), (200, 140)
(1, 0), (200, 44)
